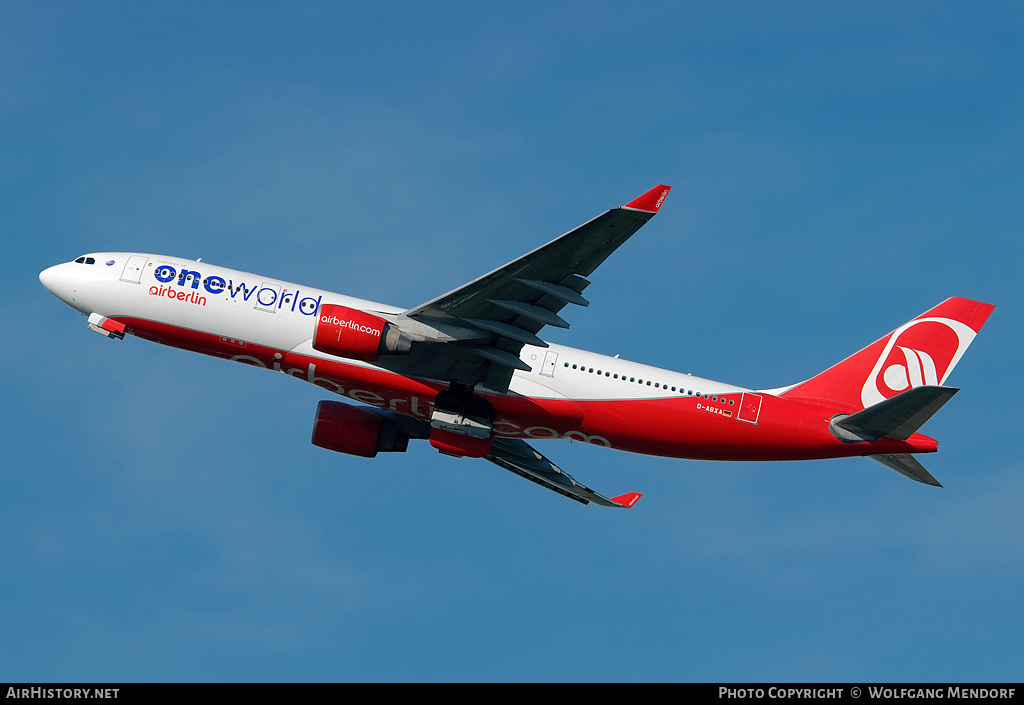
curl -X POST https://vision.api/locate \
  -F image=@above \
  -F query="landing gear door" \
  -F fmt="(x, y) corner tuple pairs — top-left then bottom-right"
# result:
(540, 350), (559, 377)
(120, 256), (149, 284)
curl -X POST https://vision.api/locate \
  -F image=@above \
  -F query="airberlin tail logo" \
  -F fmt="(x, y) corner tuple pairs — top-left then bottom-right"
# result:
(861, 317), (976, 407)
(886, 346), (939, 389)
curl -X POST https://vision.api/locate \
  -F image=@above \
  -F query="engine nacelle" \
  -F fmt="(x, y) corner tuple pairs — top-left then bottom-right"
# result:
(312, 304), (411, 361)
(311, 400), (409, 458)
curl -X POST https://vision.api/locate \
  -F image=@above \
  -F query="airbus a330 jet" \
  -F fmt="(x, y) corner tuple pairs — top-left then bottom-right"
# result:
(39, 185), (995, 507)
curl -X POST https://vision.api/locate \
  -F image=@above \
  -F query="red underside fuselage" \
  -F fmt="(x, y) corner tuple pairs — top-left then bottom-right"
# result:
(122, 316), (938, 463)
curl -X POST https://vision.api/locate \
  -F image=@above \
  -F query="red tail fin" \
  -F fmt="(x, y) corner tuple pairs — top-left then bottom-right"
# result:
(781, 297), (995, 411)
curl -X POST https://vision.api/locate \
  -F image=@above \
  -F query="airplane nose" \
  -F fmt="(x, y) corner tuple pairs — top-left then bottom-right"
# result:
(39, 265), (59, 294)
(40, 263), (77, 307)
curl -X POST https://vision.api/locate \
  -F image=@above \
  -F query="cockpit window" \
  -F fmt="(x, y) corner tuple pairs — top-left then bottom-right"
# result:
(73, 256), (96, 265)
(85, 257), (95, 264)
(75, 257), (86, 263)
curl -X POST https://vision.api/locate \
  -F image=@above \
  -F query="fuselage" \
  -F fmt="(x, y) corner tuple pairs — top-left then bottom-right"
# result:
(39, 252), (936, 462)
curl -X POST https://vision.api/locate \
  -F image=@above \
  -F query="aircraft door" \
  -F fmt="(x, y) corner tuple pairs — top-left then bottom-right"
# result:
(540, 350), (559, 377)
(737, 393), (763, 424)
(254, 282), (281, 313)
(120, 256), (149, 283)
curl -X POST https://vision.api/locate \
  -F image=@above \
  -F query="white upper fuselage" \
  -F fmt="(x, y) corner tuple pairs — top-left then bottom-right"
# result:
(39, 252), (746, 406)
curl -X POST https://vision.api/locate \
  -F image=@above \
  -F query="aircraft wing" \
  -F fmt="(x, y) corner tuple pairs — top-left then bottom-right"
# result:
(366, 408), (640, 507)
(486, 437), (642, 508)
(381, 185), (671, 391)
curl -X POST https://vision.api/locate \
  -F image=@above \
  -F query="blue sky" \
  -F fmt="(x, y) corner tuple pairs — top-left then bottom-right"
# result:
(3, 1), (1023, 682)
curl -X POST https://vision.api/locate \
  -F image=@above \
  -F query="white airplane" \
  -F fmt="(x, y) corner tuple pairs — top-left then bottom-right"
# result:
(39, 185), (995, 507)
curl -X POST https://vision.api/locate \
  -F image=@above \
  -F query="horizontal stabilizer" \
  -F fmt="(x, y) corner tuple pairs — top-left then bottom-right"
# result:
(830, 385), (958, 442)
(871, 454), (942, 487)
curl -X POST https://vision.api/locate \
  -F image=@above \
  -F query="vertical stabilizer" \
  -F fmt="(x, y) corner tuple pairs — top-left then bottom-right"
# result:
(782, 297), (994, 411)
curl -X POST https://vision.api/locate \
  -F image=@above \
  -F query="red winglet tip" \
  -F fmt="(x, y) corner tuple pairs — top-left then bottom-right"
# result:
(624, 185), (671, 213)
(611, 492), (642, 508)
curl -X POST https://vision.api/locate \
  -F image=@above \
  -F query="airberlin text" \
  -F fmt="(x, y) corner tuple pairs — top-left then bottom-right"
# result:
(230, 352), (611, 446)
(149, 284), (207, 306)
(320, 314), (382, 337)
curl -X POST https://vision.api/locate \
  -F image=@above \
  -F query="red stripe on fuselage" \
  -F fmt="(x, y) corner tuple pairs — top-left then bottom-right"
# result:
(117, 316), (585, 433)
(113, 317), (937, 462)
(573, 394), (935, 460)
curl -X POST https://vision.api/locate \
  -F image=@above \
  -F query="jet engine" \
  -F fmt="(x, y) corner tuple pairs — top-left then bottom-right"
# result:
(312, 304), (412, 361)
(311, 400), (409, 458)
